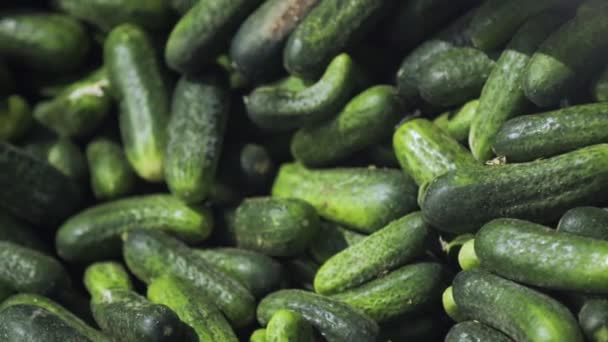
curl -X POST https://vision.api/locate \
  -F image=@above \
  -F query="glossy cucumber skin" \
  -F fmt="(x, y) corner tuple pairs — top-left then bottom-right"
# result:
(332, 262), (447, 323)
(314, 212), (432, 295)
(83, 262), (134, 299)
(266, 309), (314, 342)
(469, 13), (566, 161)
(420, 144), (608, 233)
(0, 210), (48, 252)
(86, 138), (135, 201)
(579, 299), (608, 342)
(123, 230), (256, 328)
(0, 95), (31, 141)
(393, 118), (477, 186)
(165, 76), (229, 203)
(593, 66), (608, 102)
(291, 85), (401, 167)
(104, 24), (169, 182)
(56, 194), (213, 262)
(257, 289), (379, 342)
(452, 270), (583, 342)
(558, 207), (608, 240)
(445, 321), (512, 342)
(493, 103), (608, 162)
(272, 163), (418, 233)
(230, 0), (320, 82)
(309, 221), (365, 263)
(25, 138), (88, 183)
(434, 99), (479, 143)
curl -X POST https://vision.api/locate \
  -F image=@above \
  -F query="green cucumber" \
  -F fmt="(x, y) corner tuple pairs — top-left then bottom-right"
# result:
(230, 0), (320, 81)
(291, 85), (401, 167)
(147, 275), (238, 342)
(272, 163), (418, 233)
(442, 234), (475, 269)
(266, 309), (314, 342)
(257, 289), (379, 342)
(309, 221), (365, 263)
(420, 144), (608, 233)
(469, 12), (567, 161)
(0, 210), (48, 252)
(219, 143), (275, 194)
(165, 0), (263, 73)
(593, 66), (608, 102)
(433, 99), (479, 143)
(83, 262), (134, 299)
(104, 24), (169, 182)
(393, 118), (477, 186)
(445, 321), (512, 342)
(86, 138), (135, 200)
(579, 299), (608, 342)
(250, 329), (267, 342)
(285, 257), (319, 292)
(331, 262), (447, 322)
(314, 212), (432, 295)
(0, 95), (31, 141)
(558, 207), (608, 240)
(443, 286), (466, 322)
(452, 270), (583, 342)
(123, 230), (256, 328)
(458, 239), (479, 270)
(493, 103), (608, 162)
(25, 138), (88, 183)
(56, 194), (213, 262)
(165, 75), (229, 203)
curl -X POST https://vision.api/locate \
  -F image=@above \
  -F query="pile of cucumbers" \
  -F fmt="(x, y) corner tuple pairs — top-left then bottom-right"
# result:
(2, 0), (608, 341)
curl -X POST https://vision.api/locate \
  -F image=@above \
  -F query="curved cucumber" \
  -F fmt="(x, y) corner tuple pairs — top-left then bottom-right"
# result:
(309, 221), (365, 263)
(433, 99), (479, 143)
(86, 138), (135, 200)
(579, 299), (608, 342)
(266, 309), (314, 342)
(446, 321), (512, 342)
(0, 95), (31, 141)
(558, 206), (608, 240)
(0, 210), (48, 252)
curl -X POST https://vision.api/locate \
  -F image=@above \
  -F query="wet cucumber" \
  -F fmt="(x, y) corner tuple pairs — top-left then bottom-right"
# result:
(558, 206), (608, 240)
(266, 309), (314, 342)
(579, 299), (608, 342)
(445, 321), (512, 342)
(0, 95), (31, 141)
(25, 138), (88, 183)
(86, 138), (135, 200)
(0, 210), (48, 252)
(433, 99), (479, 143)
(309, 221), (365, 263)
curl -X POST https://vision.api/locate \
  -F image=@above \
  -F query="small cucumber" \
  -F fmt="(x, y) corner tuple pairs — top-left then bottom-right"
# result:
(592, 66), (608, 102)
(309, 221), (365, 264)
(86, 138), (135, 200)
(250, 329), (267, 342)
(25, 138), (88, 183)
(579, 299), (608, 342)
(558, 207), (608, 240)
(433, 99), (479, 143)
(0, 210), (48, 252)
(219, 143), (275, 194)
(266, 309), (314, 342)
(443, 286), (466, 322)
(458, 239), (479, 270)
(446, 321), (512, 342)
(83, 262), (134, 299)
(0, 95), (31, 141)
(314, 212), (432, 295)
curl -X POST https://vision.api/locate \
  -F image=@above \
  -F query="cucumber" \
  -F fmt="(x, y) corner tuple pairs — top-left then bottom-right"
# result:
(458, 239), (479, 270)
(165, 75), (229, 203)
(332, 262), (447, 323)
(283, 0), (387, 79)
(165, 0), (262, 73)
(443, 286), (466, 322)
(445, 321), (512, 342)
(168, 0), (198, 14)
(493, 103), (608, 162)
(147, 275), (238, 342)
(123, 230), (256, 328)
(420, 144), (608, 233)
(433, 99), (479, 143)
(579, 299), (608, 342)
(442, 234), (475, 269)
(0, 95), (31, 141)
(314, 212), (432, 295)
(285, 257), (319, 292)
(230, 0), (320, 81)
(291, 85), (401, 167)
(272, 163), (418, 233)
(56, 194), (213, 262)
(593, 66), (608, 102)
(469, 12), (567, 161)
(250, 329), (267, 342)
(25, 138), (88, 182)
(257, 289), (379, 342)
(476, 218), (608, 294)
(558, 207), (608, 240)
(245, 53), (360, 131)
(86, 138), (135, 200)
(309, 221), (365, 263)
(393, 118), (478, 186)
(0, 210), (48, 252)
(266, 309), (314, 342)
(0, 12), (89, 72)
(83, 262), (134, 299)
(452, 270), (583, 342)
(104, 24), (169, 182)
(234, 197), (320, 256)
(219, 143), (275, 194)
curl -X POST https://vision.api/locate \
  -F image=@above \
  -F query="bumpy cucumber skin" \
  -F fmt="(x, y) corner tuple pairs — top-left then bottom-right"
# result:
(420, 144), (608, 233)
(230, 0), (320, 82)
(56, 194), (213, 262)
(314, 212), (432, 295)
(123, 230), (256, 328)
(469, 12), (566, 161)
(83, 262), (133, 299)
(453, 270), (583, 342)
(266, 309), (314, 342)
(309, 221), (365, 263)
(0, 210), (48, 252)
(493, 103), (608, 162)
(291, 85), (401, 167)
(558, 207), (608, 240)
(257, 289), (379, 342)
(25, 138), (88, 182)
(579, 299), (608, 342)
(445, 321), (512, 342)
(393, 118), (477, 186)
(272, 163), (418, 233)
(434, 99), (479, 143)
(593, 66), (608, 102)
(0, 95), (31, 141)
(165, 76), (229, 203)
(86, 138), (135, 201)
(104, 24), (169, 182)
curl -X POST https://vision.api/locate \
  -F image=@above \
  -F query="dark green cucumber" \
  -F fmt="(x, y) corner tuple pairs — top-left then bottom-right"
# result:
(25, 138), (88, 183)
(272, 163), (418, 233)
(193, 248), (284, 298)
(0, 95), (31, 141)
(245, 53), (360, 131)
(291, 85), (401, 167)
(452, 270), (583, 342)
(283, 0), (387, 78)
(445, 321), (512, 342)
(104, 24), (169, 182)
(230, 0), (320, 81)
(0, 12), (89, 72)
(147, 275), (238, 342)
(309, 221), (365, 263)
(83, 262), (134, 299)
(593, 66), (608, 102)
(433, 99), (479, 143)
(165, 75), (229, 203)
(266, 309), (314, 342)
(469, 12), (567, 161)
(476, 218), (608, 293)
(123, 230), (256, 327)
(0, 143), (81, 226)
(33, 68), (111, 138)
(418, 47), (495, 107)
(314, 212), (432, 295)
(56, 194), (213, 262)
(234, 197), (320, 256)
(420, 144), (608, 233)
(558, 206), (608, 240)
(0, 210), (48, 252)
(165, 0), (262, 73)
(524, 5), (608, 107)
(257, 289), (379, 342)
(219, 143), (275, 194)
(579, 299), (608, 342)
(285, 257), (319, 292)
(393, 118), (478, 186)
(493, 103), (608, 162)
(331, 262), (447, 323)
(458, 239), (479, 270)
(86, 138), (135, 200)
(250, 329), (267, 342)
